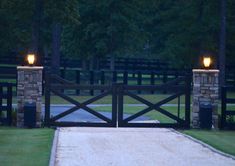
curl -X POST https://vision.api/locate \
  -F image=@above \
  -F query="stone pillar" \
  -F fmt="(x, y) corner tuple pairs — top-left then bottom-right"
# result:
(192, 69), (219, 128)
(17, 66), (43, 127)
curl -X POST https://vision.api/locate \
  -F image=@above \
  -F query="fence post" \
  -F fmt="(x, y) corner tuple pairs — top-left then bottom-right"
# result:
(60, 69), (65, 93)
(137, 71), (142, 94)
(90, 71), (94, 96)
(44, 73), (51, 127)
(163, 71), (168, 93)
(151, 72), (155, 94)
(7, 84), (12, 125)
(60, 69), (65, 79)
(76, 70), (80, 95)
(101, 71), (105, 85)
(112, 71), (117, 83)
(221, 86), (226, 129)
(0, 86), (2, 122)
(123, 71), (128, 85)
(185, 74), (191, 128)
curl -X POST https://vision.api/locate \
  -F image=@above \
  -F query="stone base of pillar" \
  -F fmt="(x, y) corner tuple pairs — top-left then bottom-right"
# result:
(192, 69), (219, 129)
(17, 66), (43, 128)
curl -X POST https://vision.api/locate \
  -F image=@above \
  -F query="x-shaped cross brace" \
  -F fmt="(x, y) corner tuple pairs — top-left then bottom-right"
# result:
(50, 89), (112, 123)
(123, 91), (185, 124)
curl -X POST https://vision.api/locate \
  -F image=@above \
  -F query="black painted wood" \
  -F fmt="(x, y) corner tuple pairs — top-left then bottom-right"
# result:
(0, 83), (13, 126)
(44, 74), (191, 128)
(221, 86), (235, 129)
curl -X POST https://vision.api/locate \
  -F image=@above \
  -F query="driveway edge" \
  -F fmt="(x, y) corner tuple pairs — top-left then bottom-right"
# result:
(49, 128), (59, 166)
(171, 129), (235, 160)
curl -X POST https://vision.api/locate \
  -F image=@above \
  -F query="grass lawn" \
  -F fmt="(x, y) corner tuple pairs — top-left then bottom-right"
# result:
(181, 130), (235, 156)
(0, 127), (54, 166)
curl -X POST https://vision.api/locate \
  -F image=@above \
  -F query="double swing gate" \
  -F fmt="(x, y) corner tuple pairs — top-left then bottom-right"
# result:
(45, 74), (191, 128)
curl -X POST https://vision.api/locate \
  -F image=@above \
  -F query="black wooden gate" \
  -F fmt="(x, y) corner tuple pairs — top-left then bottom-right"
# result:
(117, 76), (191, 128)
(44, 74), (117, 127)
(0, 83), (13, 125)
(221, 86), (235, 129)
(45, 74), (191, 128)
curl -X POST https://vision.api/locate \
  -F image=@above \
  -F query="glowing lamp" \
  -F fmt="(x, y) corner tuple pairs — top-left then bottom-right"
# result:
(203, 56), (211, 69)
(27, 54), (35, 65)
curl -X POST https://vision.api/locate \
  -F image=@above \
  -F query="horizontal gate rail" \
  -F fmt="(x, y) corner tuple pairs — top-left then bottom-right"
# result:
(221, 86), (235, 129)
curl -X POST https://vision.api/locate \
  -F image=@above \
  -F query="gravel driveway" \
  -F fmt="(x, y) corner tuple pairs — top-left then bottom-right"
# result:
(52, 127), (235, 166)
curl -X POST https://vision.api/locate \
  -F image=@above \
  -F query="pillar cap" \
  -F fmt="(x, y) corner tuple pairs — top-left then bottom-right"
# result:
(192, 69), (219, 73)
(17, 66), (43, 70)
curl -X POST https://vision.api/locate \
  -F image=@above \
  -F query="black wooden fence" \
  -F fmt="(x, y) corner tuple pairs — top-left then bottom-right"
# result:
(59, 69), (190, 95)
(0, 83), (14, 125)
(221, 86), (235, 129)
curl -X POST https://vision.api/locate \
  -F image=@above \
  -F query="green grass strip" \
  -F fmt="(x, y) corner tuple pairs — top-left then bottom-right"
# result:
(182, 129), (235, 156)
(0, 127), (54, 166)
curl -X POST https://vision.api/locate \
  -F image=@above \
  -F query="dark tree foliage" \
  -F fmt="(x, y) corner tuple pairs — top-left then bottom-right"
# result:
(0, 0), (235, 74)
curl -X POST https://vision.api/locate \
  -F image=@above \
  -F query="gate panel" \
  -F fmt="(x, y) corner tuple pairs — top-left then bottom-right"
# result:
(117, 76), (191, 128)
(45, 74), (117, 127)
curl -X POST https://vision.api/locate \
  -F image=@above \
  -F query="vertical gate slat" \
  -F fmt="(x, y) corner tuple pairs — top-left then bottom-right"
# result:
(112, 84), (118, 127)
(118, 84), (124, 127)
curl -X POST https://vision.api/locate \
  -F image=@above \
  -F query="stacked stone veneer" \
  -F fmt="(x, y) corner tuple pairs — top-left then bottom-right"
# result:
(192, 69), (219, 128)
(17, 66), (43, 127)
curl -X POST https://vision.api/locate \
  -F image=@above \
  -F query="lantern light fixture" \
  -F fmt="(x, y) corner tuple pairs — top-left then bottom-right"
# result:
(27, 53), (36, 66)
(203, 56), (212, 69)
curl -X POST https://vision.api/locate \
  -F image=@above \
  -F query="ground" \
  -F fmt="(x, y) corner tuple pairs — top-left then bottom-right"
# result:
(53, 127), (235, 166)
(0, 127), (54, 166)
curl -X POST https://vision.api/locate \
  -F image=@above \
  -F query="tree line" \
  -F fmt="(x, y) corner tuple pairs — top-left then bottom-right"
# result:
(0, 0), (234, 75)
